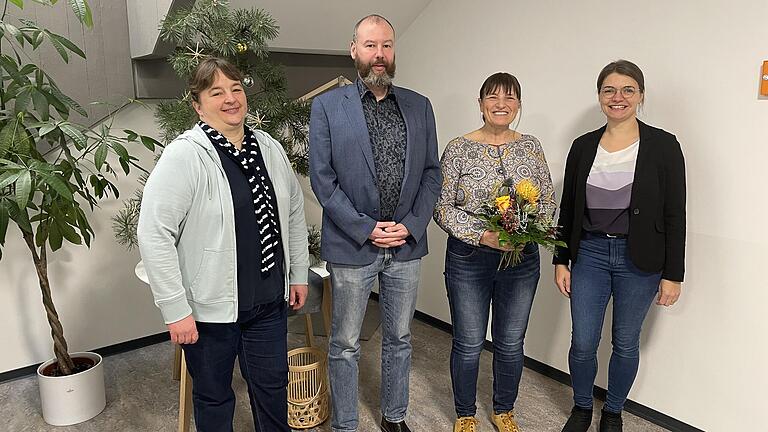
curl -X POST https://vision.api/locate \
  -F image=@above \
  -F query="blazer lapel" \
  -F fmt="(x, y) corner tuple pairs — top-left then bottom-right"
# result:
(394, 87), (413, 191)
(629, 119), (652, 207)
(341, 84), (377, 177)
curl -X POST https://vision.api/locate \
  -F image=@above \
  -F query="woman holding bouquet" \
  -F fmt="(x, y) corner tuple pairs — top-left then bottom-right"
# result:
(434, 72), (555, 432)
(554, 60), (686, 432)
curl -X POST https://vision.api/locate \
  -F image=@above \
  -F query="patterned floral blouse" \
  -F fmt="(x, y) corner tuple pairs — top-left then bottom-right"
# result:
(433, 135), (556, 246)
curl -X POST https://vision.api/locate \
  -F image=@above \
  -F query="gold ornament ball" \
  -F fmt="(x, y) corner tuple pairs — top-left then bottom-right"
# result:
(236, 42), (248, 54)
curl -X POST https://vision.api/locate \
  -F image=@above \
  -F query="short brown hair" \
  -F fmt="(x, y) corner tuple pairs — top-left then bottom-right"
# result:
(188, 57), (244, 103)
(597, 60), (645, 93)
(480, 72), (522, 101)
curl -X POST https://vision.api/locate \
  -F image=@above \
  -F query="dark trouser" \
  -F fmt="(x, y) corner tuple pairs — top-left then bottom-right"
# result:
(569, 235), (661, 413)
(181, 298), (290, 432)
(444, 237), (540, 417)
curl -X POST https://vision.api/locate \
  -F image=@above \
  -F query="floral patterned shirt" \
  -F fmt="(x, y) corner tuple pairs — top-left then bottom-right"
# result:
(433, 135), (556, 245)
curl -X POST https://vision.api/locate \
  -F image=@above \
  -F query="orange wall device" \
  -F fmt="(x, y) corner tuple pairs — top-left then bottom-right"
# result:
(762, 61), (768, 96)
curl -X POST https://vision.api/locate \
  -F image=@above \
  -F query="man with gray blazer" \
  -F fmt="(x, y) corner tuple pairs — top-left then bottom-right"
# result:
(309, 14), (441, 432)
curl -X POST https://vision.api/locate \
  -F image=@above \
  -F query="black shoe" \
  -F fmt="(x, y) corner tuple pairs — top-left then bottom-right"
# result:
(561, 406), (593, 432)
(598, 409), (623, 432)
(380, 417), (412, 432)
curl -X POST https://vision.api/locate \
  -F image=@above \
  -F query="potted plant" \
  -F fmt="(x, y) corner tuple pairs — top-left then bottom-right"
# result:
(0, 0), (161, 425)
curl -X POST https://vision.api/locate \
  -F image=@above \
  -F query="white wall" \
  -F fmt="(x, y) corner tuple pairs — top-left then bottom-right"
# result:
(0, 103), (167, 373)
(390, 1), (767, 431)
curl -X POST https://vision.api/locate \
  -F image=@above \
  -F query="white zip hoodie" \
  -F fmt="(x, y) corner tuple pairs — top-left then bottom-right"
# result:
(137, 124), (309, 324)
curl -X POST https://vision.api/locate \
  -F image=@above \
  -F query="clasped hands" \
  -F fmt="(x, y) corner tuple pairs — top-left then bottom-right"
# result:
(369, 221), (410, 248)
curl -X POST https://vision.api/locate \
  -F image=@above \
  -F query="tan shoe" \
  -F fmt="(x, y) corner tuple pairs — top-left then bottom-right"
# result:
(454, 416), (478, 432)
(491, 410), (520, 432)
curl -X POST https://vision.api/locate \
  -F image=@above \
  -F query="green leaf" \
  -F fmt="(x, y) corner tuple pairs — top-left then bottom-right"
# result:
(46, 32), (69, 63)
(59, 123), (87, 150)
(0, 171), (22, 189)
(32, 88), (50, 120)
(68, 0), (93, 28)
(123, 129), (138, 141)
(0, 201), (9, 245)
(0, 23), (25, 46)
(35, 219), (48, 247)
(15, 170), (31, 210)
(94, 142), (107, 170)
(57, 219), (81, 245)
(6, 201), (32, 233)
(39, 172), (73, 201)
(0, 120), (33, 157)
(9, 0), (24, 10)
(38, 121), (58, 137)
(48, 220), (62, 250)
(50, 33), (85, 59)
(74, 207), (91, 246)
(140, 135), (160, 151)
(109, 140), (129, 160)
(14, 87), (32, 114)
(18, 64), (37, 76)
(47, 86), (86, 117)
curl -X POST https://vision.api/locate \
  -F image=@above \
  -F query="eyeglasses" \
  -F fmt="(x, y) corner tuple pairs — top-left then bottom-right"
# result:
(599, 86), (639, 98)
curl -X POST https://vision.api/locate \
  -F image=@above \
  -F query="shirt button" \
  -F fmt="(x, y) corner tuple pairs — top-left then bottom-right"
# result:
(633, 208), (640, 215)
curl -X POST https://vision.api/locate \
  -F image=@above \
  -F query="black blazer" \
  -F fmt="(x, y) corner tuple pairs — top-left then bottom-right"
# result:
(553, 120), (686, 282)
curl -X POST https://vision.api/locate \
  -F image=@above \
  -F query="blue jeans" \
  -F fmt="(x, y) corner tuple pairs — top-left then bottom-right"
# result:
(328, 249), (420, 432)
(444, 237), (540, 417)
(568, 235), (661, 413)
(181, 298), (290, 432)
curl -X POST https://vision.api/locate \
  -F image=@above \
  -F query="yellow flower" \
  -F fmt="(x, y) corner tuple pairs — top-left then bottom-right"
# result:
(495, 195), (511, 213)
(515, 179), (540, 204)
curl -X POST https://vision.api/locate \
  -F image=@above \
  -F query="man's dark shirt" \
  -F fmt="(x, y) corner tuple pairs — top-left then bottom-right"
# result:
(357, 78), (407, 220)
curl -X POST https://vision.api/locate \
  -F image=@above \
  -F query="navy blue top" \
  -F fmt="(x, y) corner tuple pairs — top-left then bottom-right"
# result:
(214, 145), (284, 311)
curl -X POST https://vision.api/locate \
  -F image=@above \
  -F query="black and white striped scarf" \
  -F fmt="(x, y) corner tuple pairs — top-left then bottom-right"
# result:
(198, 121), (281, 275)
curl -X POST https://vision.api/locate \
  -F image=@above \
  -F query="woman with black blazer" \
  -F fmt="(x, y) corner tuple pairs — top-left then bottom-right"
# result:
(554, 60), (686, 432)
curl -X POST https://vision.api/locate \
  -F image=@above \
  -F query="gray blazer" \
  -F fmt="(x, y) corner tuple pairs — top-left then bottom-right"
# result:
(309, 83), (442, 265)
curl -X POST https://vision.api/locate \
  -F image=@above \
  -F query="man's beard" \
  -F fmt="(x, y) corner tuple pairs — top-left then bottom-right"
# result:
(356, 57), (396, 88)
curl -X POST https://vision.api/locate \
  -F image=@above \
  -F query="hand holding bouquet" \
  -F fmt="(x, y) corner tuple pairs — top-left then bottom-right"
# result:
(478, 178), (565, 269)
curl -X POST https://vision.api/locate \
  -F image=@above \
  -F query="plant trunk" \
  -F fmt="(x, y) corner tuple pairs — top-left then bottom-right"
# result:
(22, 231), (75, 375)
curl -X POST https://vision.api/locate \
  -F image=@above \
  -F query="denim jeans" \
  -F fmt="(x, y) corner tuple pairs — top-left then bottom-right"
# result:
(568, 235), (661, 413)
(444, 237), (540, 417)
(181, 298), (290, 432)
(327, 249), (420, 432)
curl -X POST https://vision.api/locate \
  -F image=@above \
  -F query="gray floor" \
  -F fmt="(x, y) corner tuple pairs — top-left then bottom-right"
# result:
(0, 315), (667, 431)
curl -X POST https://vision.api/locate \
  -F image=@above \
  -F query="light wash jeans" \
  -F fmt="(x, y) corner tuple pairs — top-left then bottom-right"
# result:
(328, 249), (420, 432)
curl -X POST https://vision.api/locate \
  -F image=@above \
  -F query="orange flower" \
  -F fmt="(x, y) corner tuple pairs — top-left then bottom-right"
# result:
(495, 195), (511, 213)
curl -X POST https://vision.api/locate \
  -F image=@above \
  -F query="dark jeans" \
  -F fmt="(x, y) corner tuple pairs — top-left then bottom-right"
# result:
(569, 235), (661, 413)
(181, 298), (290, 432)
(444, 237), (540, 417)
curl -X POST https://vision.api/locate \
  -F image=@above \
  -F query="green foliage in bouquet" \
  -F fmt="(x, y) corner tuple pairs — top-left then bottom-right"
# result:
(478, 178), (566, 269)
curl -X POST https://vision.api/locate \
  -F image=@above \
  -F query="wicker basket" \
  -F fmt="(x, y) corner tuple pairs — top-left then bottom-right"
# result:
(287, 346), (329, 429)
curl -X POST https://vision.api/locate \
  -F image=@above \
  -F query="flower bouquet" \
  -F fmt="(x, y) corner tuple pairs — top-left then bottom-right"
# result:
(477, 178), (565, 269)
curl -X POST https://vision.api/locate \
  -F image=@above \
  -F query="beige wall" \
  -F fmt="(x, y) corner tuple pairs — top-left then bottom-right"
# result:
(387, 1), (768, 431)
(0, 103), (167, 373)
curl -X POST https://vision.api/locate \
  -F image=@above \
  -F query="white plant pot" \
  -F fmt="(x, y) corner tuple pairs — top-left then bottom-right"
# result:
(36, 352), (106, 426)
